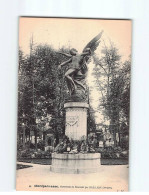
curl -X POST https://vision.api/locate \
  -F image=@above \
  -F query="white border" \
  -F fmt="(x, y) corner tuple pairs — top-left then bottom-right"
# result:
(1, 0), (149, 192)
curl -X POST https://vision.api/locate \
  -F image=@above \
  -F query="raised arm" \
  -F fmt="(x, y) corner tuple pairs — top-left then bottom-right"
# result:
(58, 58), (72, 69)
(57, 52), (72, 58)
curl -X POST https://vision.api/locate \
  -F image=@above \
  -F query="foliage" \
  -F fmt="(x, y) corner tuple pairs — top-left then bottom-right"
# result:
(25, 141), (35, 149)
(93, 44), (131, 147)
(18, 40), (130, 154)
(100, 147), (128, 159)
(20, 149), (32, 158)
(18, 45), (69, 149)
(101, 151), (118, 159)
(18, 148), (53, 159)
(37, 140), (45, 151)
(18, 44), (97, 150)
(120, 136), (129, 150)
(17, 140), (23, 150)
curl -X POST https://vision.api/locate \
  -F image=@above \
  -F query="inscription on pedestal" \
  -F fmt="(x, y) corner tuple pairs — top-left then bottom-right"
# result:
(64, 102), (89, 140)
(66, 116), (79, 127)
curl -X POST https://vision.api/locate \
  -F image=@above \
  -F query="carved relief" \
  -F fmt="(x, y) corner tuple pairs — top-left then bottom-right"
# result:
(66, 116), (79, 127)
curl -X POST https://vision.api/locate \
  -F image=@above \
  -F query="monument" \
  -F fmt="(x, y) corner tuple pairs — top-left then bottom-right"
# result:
(50, 31), (103, 174)
(64, 102), (89, 140)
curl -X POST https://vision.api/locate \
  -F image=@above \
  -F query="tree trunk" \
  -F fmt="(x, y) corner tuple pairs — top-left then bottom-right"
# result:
(23, 127), (25, 150)
(118, 132), (121, 146)
(35, 129), (37, 151)
(113, 127), (117, 147)
(43, 131), (46, 141)
(110, 117), (117, 147)
(29, 130), (31, 141)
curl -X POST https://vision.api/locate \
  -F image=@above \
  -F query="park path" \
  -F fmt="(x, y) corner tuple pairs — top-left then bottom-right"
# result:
(16, 161), (128, 192)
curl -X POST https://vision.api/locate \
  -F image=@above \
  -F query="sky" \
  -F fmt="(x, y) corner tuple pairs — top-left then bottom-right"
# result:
(19, 17), (131, 61)
(19, 17), (132, 124)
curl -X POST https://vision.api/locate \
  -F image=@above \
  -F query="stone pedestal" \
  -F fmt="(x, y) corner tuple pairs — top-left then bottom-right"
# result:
(64, 102), (89, 140)
(50, 153), (101, 174)
(50, 101), (101, 174)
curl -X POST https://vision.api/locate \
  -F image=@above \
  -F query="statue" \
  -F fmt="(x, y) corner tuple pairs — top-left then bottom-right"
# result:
(58, 31), (103, 101)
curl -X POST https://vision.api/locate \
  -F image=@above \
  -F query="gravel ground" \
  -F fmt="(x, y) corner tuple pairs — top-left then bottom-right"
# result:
(16, 161), (128, 192)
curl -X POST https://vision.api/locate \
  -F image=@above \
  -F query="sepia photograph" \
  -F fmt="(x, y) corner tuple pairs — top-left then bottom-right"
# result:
(16, 17), (131, 192)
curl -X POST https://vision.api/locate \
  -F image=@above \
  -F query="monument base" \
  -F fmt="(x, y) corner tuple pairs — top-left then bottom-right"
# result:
(64, 102), (89, 140)
(50, 153), (101, 174)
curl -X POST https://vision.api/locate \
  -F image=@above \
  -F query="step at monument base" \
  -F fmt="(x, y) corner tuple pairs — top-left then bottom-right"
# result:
(50, 153), (101, 174)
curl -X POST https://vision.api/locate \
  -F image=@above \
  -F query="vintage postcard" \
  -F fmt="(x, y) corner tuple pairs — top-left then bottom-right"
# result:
(16, 17), (131, 191)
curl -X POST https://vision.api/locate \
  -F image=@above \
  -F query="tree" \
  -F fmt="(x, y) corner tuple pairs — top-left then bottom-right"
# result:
(92, 44), (131, 147)
(18, 48), (34, 148)
(18, 44), (71, 150)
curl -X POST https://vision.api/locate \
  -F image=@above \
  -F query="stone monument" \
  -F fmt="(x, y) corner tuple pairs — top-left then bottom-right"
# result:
(50, 31), (103, 174)
(64, 102), (89, 140)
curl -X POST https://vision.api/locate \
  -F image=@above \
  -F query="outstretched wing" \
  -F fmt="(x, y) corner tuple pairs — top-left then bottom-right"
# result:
(82, 30), (103, 53)
(80, 31), (103, 74)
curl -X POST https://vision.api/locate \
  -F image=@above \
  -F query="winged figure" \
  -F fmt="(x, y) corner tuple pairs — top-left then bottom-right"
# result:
(58, 31), (103, 97)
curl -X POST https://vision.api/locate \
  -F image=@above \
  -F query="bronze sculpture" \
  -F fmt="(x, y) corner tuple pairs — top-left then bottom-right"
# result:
(58, 31), (103, 100)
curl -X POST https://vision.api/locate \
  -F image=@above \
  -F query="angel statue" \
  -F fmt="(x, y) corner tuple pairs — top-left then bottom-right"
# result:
(58, 31), (103, 101)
